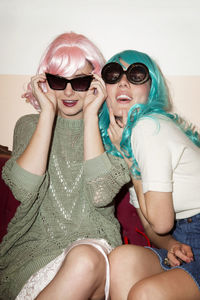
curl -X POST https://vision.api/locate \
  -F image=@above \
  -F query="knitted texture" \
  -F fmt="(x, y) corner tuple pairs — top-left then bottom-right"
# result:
(0, 114), (130, 299)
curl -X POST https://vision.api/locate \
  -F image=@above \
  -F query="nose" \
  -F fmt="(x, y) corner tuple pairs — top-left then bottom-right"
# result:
(64, 83), (74, 96)
(118, 74), (130, 88)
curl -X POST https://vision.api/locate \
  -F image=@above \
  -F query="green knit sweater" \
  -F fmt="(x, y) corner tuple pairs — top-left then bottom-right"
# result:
(0, 114), (130, 299)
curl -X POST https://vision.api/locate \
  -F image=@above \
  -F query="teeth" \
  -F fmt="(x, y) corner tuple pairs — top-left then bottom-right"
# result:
(63, 100), (76, 103)
(117, 95), (132, 100)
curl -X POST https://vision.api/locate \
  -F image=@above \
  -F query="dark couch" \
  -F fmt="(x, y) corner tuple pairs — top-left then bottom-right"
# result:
(0, 145), (149, 246)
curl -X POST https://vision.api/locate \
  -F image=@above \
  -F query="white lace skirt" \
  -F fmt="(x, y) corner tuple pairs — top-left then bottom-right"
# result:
(16, 238), (112, 300)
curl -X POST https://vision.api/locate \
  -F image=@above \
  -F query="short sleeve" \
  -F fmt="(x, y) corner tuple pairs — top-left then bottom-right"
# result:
(131, 117), (173, 193)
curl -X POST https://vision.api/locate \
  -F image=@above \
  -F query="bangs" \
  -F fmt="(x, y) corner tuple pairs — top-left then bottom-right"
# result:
(108, 50), (153, 73)
(40, 46), (87, 77)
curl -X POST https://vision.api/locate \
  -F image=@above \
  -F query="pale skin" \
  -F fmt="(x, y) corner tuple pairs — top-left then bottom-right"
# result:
(20, 61), (109, 300)
(106, 59), (200, 299)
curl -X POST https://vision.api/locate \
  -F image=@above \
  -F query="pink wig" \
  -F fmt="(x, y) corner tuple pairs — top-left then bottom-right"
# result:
(24, 32), (105, 111)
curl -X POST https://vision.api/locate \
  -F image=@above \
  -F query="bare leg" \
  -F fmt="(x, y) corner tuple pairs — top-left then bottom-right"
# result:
(109, 245), (200, 300)
(128, 269), (200, 300)
(36, 244), (107, 300)
(109, 245), (163, 300)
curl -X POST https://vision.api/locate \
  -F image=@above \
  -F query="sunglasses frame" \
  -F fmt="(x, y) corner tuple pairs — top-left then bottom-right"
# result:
(101, 62), (150, 85)
(45, 73), (94, 91)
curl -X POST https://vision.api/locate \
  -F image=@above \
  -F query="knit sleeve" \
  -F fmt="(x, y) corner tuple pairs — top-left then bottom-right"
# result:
(84, 152), (130, 207)
(2, 114), (47, 203)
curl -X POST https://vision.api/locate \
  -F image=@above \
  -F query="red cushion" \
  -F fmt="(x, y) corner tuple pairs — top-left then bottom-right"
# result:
(115, 187), (150, 246)
(0, 156), (20, 242)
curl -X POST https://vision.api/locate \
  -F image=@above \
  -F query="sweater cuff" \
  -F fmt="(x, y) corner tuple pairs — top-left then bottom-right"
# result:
(84, 152), (112, 180)
(11, 161), (46, 192)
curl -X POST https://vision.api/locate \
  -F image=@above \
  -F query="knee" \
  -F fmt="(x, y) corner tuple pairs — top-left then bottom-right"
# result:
(109, 245), (128, 275)
(64, 244), (106, 277)
(109, 245), (143, 275)
(128, 281), (148, 300)
(128, 280), (160, 300)
(109, 244), (144, 292)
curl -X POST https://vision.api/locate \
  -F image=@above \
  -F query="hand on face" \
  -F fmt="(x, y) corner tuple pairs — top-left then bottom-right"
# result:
(83, 74), (107, 118)
(107, 105), (127, 153)
(30, 73), (57, 113)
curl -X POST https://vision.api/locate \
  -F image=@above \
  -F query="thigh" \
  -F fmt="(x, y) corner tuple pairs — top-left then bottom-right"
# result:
(109, 245), (164, 300)
(129, 268), (200, 300)
(110, 244), (163, 279)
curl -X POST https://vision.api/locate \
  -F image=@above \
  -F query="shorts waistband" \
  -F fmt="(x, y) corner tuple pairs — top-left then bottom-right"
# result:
(176, 213), (200, 225)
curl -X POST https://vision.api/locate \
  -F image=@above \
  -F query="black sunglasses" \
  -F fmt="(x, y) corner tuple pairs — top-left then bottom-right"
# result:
(45, 73), (93, 91)
(101, 62), (150, 85)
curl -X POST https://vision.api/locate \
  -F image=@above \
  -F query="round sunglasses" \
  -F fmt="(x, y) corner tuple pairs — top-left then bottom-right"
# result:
(45, 73), (93, 91)
(101, 62), (150, 85)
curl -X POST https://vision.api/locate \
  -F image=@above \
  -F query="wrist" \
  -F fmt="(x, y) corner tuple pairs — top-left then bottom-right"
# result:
(84, 114), (98, 124)
(167, 240), (181, 251)
(39, 110), (56, 128)
(40, 108), (55, 118)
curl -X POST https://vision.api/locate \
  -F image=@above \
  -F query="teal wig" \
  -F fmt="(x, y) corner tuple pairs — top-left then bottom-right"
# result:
(99, 50), (200, 178)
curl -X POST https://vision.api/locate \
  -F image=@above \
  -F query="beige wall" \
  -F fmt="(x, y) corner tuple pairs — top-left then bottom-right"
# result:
(1, 1), (200, 150)
(0, 75), (36, 150)
(0, 75), (200, 151)
(167, 76), (200, 129)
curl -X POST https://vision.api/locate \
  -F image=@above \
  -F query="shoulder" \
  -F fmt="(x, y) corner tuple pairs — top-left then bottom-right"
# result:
(13, 114), (40, 143)
(14, 114), (39, 132)
(16, 114), (39, 127)
(132, 114), (176, 138)
(135, 114), (170, 130)
(131, 115), (180, 153)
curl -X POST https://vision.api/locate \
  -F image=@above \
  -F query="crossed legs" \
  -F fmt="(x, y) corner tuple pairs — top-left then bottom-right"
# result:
(36, 244), (108, 300)
(109, 245), (200, 300)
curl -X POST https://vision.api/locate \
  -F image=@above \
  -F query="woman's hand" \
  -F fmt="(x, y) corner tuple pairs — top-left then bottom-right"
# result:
(30, 73), (57, 113)
(107, 105), (133, 168)
(17, 73), (57, 175)
(83, 74), (107, 118)
(83, 74), (106, 160)
(166, 242), (194, 267)
(107, 105), (127, 153)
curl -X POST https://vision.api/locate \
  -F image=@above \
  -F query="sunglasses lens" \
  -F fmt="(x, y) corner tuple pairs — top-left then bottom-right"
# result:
(128, 64), (149, 84)
(46, 73), (93, 91)
(101, 63), (122, 84)
(46, 73), (67, 90)
(71, 76), (93, 91)
(102, 62), (150, 85)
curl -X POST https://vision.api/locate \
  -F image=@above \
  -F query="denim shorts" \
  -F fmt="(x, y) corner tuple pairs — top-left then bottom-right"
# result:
(147, 213), (200, 290)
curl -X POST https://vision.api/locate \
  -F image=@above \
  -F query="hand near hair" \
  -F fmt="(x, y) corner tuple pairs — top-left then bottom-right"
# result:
(83, 74), (106, 160)
(166, 242), (194, 267)
(83, 74), (107, 118)
(107, 105), (127, 153)
(30, 73), (57, 113)
(107, 106), (133, 169)
(17, 73), (57, 175)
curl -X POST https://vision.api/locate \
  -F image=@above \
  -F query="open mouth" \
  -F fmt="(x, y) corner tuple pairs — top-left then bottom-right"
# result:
(62, 100), (78, 107)
(116, 95), (132, 103)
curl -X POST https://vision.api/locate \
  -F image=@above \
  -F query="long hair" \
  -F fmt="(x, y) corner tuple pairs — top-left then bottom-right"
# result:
(24, 32), (105, 111)
(99, 50), (200, 178)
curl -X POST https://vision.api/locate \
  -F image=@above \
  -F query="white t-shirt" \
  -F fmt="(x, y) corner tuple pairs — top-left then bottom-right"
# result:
(130, 115), (200, 219)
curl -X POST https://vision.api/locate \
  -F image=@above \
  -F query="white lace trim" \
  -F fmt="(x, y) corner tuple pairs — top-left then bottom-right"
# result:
(16, 238), (112, 300)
